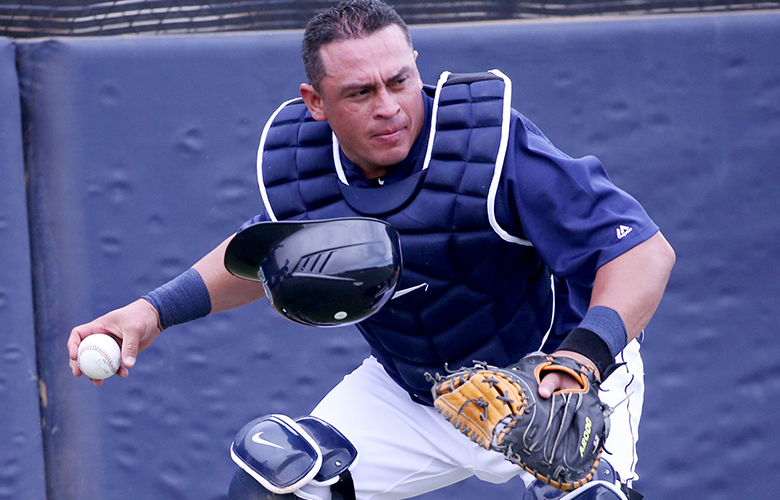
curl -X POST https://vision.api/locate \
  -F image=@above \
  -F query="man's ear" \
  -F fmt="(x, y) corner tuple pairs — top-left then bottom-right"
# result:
(412, 51), (423, 91)
(300, 83), (327, 121)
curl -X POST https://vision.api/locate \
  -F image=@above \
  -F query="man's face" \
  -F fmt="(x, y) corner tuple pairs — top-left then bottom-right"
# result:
(300, 25), (425, 179)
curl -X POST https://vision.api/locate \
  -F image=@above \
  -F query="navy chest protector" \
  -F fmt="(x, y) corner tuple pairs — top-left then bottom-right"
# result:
(258, 71), (555, 405)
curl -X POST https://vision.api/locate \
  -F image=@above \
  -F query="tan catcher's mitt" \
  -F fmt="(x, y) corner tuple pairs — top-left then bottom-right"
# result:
(430, 354), (611, 491)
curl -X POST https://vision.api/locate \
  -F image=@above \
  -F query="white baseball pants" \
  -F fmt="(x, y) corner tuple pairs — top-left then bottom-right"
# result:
(298, 340), (644, 500)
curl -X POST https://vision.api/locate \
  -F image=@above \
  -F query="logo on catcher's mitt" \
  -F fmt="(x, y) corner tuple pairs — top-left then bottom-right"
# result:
(579, 417), (592, 458)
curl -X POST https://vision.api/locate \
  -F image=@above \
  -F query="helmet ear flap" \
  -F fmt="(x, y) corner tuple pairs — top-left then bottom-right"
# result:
(225, 217), (402, 327)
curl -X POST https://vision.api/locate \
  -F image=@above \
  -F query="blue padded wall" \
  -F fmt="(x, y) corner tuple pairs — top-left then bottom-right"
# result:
(0, 38), (47, 500)
(15, 11), (780, 500)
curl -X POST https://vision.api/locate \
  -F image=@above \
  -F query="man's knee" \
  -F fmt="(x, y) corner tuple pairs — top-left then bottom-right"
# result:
(228, 414), (357, 500)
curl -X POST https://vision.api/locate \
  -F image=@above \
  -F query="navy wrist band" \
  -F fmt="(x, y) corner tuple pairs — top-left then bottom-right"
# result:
(577, 305), (628, 357)
(142, 269), (212, 329)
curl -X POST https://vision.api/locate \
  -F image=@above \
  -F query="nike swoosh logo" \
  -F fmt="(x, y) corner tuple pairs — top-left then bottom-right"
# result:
(251, 432), (283, 449)
(392, 283), (429, 300)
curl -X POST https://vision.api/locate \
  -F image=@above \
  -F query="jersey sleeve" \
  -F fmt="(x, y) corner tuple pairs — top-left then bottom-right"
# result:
(496, 110), (659, 286)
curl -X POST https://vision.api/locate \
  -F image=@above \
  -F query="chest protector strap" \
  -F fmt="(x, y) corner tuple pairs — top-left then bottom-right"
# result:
(256, 70), (530, 248)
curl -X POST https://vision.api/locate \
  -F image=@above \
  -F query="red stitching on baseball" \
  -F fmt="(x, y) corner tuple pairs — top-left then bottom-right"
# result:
(79, 345), (118, 373)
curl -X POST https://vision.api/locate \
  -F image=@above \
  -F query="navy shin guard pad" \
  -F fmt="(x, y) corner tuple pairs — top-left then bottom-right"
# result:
(230, 414), (358, 495)
(522, 459), (636, 500)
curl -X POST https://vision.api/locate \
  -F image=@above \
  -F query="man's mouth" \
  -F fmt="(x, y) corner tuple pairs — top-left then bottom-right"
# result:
(373, 126), (405, 141)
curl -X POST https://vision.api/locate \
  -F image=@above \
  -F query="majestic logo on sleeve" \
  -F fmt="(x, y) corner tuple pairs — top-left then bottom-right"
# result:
(616, 225), (633, 239)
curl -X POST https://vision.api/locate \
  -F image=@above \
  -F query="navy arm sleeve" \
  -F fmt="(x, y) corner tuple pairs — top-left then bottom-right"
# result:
(496, 111), (659, 287)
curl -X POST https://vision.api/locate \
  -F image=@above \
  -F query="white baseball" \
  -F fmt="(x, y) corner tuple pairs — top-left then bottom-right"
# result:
(77, 334), (122, 380)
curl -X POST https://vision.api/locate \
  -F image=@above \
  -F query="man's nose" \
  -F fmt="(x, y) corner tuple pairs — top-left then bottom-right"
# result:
(373, 87), (400, 118)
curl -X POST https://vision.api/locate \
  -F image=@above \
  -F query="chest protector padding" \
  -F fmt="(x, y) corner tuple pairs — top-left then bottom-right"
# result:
(260, 72), (553, 405)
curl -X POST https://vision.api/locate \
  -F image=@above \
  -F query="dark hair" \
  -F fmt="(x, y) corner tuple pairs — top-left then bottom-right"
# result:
(302, 0), (412, 90)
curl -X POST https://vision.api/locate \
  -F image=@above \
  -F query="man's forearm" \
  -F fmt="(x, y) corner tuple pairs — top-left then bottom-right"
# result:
(192, 234), (267, 314)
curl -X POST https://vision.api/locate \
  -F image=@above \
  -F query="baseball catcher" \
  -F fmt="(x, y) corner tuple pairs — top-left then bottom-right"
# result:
(66, 3), (675, 500)
(430, 354), (612, 492)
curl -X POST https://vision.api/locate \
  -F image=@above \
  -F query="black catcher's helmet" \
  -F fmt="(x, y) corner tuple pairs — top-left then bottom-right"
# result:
(224, 217), (402, 327)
